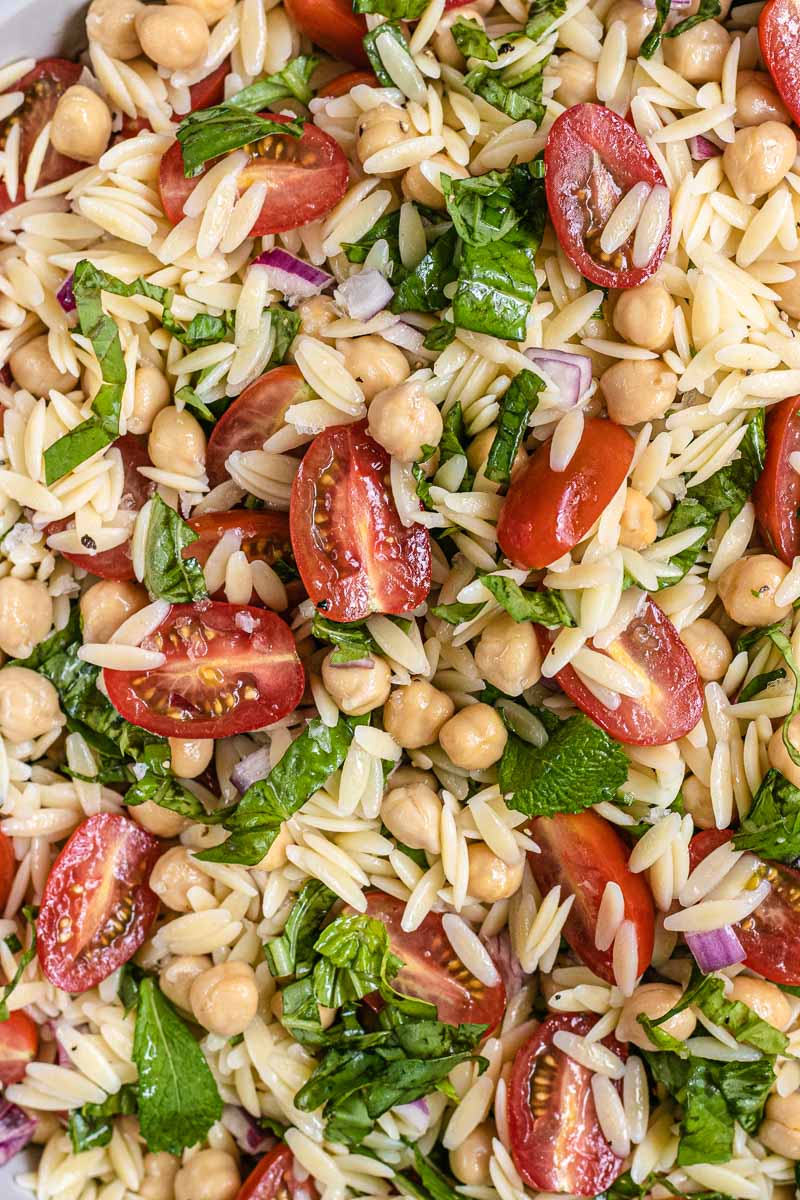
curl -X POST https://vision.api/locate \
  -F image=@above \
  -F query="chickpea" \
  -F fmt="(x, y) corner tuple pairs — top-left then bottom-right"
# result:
(474, 612), (541, 697)
(717, 554), (791, 627)
(467, 843), (524, 902)
(449, 1122), (494, 1186)
(338, 336), (410, 402)
(0, 578), (52, 659)
(28, 1112), (62, 1145)
(50, 87), (112, 164)
(600, 360), (678, 425)
(167, 0), (235, 23)
(616, 983), (696, 1050)
(321, 651), (392, 716)
(439, 703), (507, 770)
(132, 800), (189, 839)
(150, 847), (206, 911)
(682, 775), (715, 829)
(612, 283), (674, 353)
(356, 104), (410, 173)
(680, 618), (732, 682)
(0, 666), (61, 743)
(774, 264), (800, 320)
(175, 1150), (241, 1200)
(662, 20), (730, 84)
(382, 784), (442, 854)
(9, 334), (78, 396)
(141, 1152), (180, 1200)
(618, 489), (657, 552)
(297, 296), (338, 341)
(389, 765), (438, 790)
(735, 70), (789, 127)
(467, 426), (527, 481)
(169, 737), (213, 779)
(605, 0), (655, 57)
(368, 381), (443, 463)
(80, 580), (148, 644)
(723, 121), (797, 203)
(86, 0), (144, 60)
(768, 714), (800, 789)
(432, 7), (486, 68)
(136, 5), (210, 70)
(554, 51), (597, 107)
(256, 824), (291, 871)
(190, 960), (259, 1037)
(384, 681), (455, 749)
(402, 155), (469, 210)
(128, 366), (170, 435)
(148, 406), (206, 477)
(728, 976), (792, 1030)
(159, 954), (211, 1011)
(760, 1093), (800, 1159)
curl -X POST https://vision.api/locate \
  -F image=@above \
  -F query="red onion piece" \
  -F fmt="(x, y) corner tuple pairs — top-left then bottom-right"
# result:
(685, 925), (746, 973)
(0, 1101), (36, 1166)
(689, 135), (722, 161)
(252, 249), (333, 301)
(381, 321), (437, 361)
(481, 930), (527, 998)
(230, 747), (271, 794)
(335, 269), (394, 321)
(221, 1105), (277, 1156)
(57, 274), (76, 313)
(525, 347), (591, 407)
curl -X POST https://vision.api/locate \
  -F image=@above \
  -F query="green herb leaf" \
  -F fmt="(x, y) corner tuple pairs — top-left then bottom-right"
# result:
(392, 227), (460, 314)
(479, 574), (574, 627)
(267, 304), (302, 369)
(667, 0), (722, 40)
(68, 1084), (138, 1154)
(738, 668), (785, 703)
(424, 320), (456, 351)
(222, 55), (319, 110)
(484, 369), (543, 482)
(651, 497), (713, 590)
(640, 0), (671, 57)
(142, 495), (207, 603)
(526, 0), (567, 40)
(498, 715), (628, 817)
(363, 22), (415, 88)
(733, 766), (800, 863)
(429, 600), (484, 625)
(451, 19), (498, 60)
(175, 385), (216, 423)
(264, 880), (337, 978)
(125, 770), (234, 824)
(176, 109), (304, 177)
(311, 614), (380, 664)
(0, 906), (37, 1022)
(354, 0), (428, 15)
(312, 912), (404, 1008)
(687, 410), (766, 519)
(463, 61), (547, 124)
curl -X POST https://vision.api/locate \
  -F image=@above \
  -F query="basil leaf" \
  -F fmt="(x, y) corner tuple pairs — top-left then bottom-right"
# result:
(738, 668), (785, 703)
(640, 0), (670, 57)
(429, 600), (484, 625)
(443, 164), (539, 246)
(362, 22), (413, 88)
(740, 626), (800, 768)
(453, 226), (542, 339)
(68, 1084), (138, 1154)
(451, 19), (498, 60)
(264, 880), (336, 978)
(464, 62), (547, 124)
(484, 369), (543, 482)
(125, 771), (234, 825)
(438, 401), (474, 489)
(424, 320), (455, 350)
(267, 304), (302, 368)
(526, 0), (567, 40)
(479, 575), (575, 627)
(687, 409), (765, 518)
(733, 766), (800, 863)
(499, 715), (628, 817)
(354, 0), (428, 14)
(311, 912), (404, 1008)
(175, 385), (216, 423)
(392, 227), (460, 314)
(142, 495), (208, 603)
(176, 110), (304, 178)
(651, 497), (713, 589)
(311, 613), (379, 664)
(344, 211), (404, 279)
(0, 906), (37, 1022)
(223, 55), (319, 110)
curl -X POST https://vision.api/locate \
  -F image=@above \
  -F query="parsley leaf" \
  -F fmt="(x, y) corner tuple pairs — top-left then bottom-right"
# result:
(142, 495), (207, 603)
(479, 574), (574, 627)
(484, 369), (543, 483)
(499, 715), (628, 817)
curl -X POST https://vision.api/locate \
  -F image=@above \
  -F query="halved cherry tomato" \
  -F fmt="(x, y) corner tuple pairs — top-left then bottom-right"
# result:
(290, 420), (431, 622)
(537, 597), (703, 745)
(497, 416), (634, 568)
(361, 892), (506, 1031)
(528, 811), (654, 983)
(237, 1144), (319, 1200)
(120, 59), (231, 139)
(186, 511), (302, 606)
(37, 814), (161, 993)
(104, 601), (305, 738)
(0, 59), (83, 215)
(544, 103), (671, 289)
(753, 394), (800, 564)
(0, 1011), (39, 1085)
(206, 366), (313, 488)
(690, 830), (800, 986)
(284, 0), (369, 66)
(0, 829), (14, 911)
(508, 1014), (627, 1196)
(319, 70), (379, 98)
(46, 434), (154, 581)
(159, 115), (349, 234)
(760, 0), (800, 124)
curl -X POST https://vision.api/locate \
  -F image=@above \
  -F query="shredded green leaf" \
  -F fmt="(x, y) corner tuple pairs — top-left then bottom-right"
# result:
(484, 369), (543, 482)
(176, 109), (304, 178)
(142, 495), (207, 604)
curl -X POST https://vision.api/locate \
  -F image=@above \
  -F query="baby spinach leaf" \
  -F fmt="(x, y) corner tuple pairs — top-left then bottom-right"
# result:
(125, 771), (234, 824)
(484, 369), (543, 482)
(68, 1084), (138, 1154)
(499, 715), (628, 817)
(479, 575), (574, 627)
(650, 497), (713, 590)
(142, 495), (207, 603)
(176, 109), (303, 178)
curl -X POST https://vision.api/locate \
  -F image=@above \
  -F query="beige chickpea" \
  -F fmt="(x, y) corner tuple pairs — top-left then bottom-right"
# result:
(467, 843), (524, 902)
(735, 70), (789, 127)
(368, 381), (443, 463)
(141, 1152), (180, 1200)
(0, 578), (52, 659)
(723, 121), (797, 202)
(136, 5), (209, 70)
(474, 613), (541, 698)
(169, 737), (213, 779)
(554, 51), (597, 107)
(616, 983), (696, 1050)
(86, 0), (144, 59)
(128, 366), (170, 436)
(388, 765), (438, 790)
(402, 154), (470, 210)
(600, 360), (678, 425)
(774, 264), (800, 320)
(9, 334), (78, 396)
(80, 580), (148, 644)
(148, 406), (206, 477)
(682, 775), (716, 829)
(133, 800), (189, 839)
(167, 0), (235, 23)
(321, 652), (392, 716)
(606, 0), (655, 57)
(150, 847), (207, 911)
(175, 1150), (240, 1200)
(297, 295), (338, 341)
(619, 489), (657, 551)
(338, 335), (410, 401)
(717, 554), (791, 627)
(612, 283), (674, 352)
(728, 977), (793, 1030)
(760, 1093), (800, 1159)
(382, 784), (442, 854)
(28, 1112), (62, 1146)
(466, 426), (527, 481)
(159, 954), (211, 1011)
(439, 703), (507, 770)
(449, 1122), (494, 1186)
(50, 87), (112, 164)
(0, 666), (61, 743)
(384, 681), (455, 750)
(768, 713), (800, 789)
(680, 618), (732, 683)
(190, 961), (259, 1037)
(432, 6), (486, 68)
(356, 104), (411, 173)
(663, 20), (730, 84)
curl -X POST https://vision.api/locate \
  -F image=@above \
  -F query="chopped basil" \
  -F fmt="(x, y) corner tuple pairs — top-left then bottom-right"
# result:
(429, 600), (484, 625)
(267, 304), (302, 369)
(484, 369), (543, 482)
(668, 0), (721, 37)
(392, 227), (460, 314)
(362, 22), (414, 88)
(687, 409), (765, 519)
(175, 385), (216, 423)
(423, 320), (456, 350)
(741, 626), (800, 767)
(443, 165), (541, 247)
(354, 0), (428, 14)
(125, 770), (234, 825)
(640, 0), (671, 57)
(498, 715), (628, 817)
(176, 109), (304, 178)
(479, 575), (574, 627)
(0, 906), (37, 1022)
(310, 613), (380, 664)
(732, 767), (800, 863)
(650, 497), (713, 590)
(142, 495), (207, 604)
(222, 55), (319, 110)
(464, 59), (548, 124)
(738, 667), (785, 703)
(264, 879), (336, 978)
(525, 0), (567, 40)
(451, 19), (498, 60)
(68, 1085), (138, 1154)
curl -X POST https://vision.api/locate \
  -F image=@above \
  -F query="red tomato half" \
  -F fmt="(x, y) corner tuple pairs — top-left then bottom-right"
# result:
(284, 0), (369, 66)
(237, 1145), (319, 1200)
(0, 829), (14, 911)
(753, 394), (800, 564)
(187, 511), (301, 606)
(206, 366), (313, 488)
(544, 103), (671, 289)
(159, 115), (349, 234)
(37, 814), (161, 993)
(290, 420), (431, 622)
(528, 811), (654, 983)
(104, 602), (304, 739)
(760, 0), (800, 124)
(362, 892), (506, 1031)
(508, 1015), (627, 1196)
(538, 597), (703, 745)
(319, 70), (379, 98)
(0, 1011), (38, 1085)
(0, 59), (83, 215)
(690, 830), (800, 985)
(497, 417), (634, 568)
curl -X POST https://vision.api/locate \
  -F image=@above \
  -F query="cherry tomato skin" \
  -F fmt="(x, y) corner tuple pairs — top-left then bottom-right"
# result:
(318, 70), (379, 98)
(0, 1011), (39, 1085)
(528, 811), (654, 983)
(361, 892), (506, 1031)
(544, 103), (671, 289)
(753, 394), (800, 564)
(497, 417), (634, 569)
(37, 814), (161, 993)
(159, 116), (349, 234)
(284, 0), (369, 66)
(0, 829), (15, 912)
(104, 602), (305, 739)
(237, 1145), (319, 1200)
(186, 511), (302, 607)
(290, 421), (432, 622)
(0, 59), (83, 214)
(508, 1014), (627, 1195)
(206, 366), (314, 488)
(759, 0), (800, 124)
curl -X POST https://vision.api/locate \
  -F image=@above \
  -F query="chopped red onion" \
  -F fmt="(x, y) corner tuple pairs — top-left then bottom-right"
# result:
(221, 1105), (277, 1156)
(0, 1101), (36, 1166)
(335, 269), (394, 321)
(685, 925), (746, 973)
(57, 274), (76, 313)
(230, 747), (271, 795)
(525, 347), (592, 408)
(481, 930), (527, 998)
(689, 135), (722, 161)
(381, 321), (437, 361)
(252, 249), (333, 302)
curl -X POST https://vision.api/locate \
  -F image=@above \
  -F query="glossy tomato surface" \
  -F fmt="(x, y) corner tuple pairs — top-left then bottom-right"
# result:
(319, 70), (378, 97)
(237, 1144), (319, 1200)
(362, 892), (506, 1030)
(690, 830), (800, 985)
(37, 814), (161, 993)
(284, 0), (369, 66)
(0, 829), (14, 911)
(206, 366), (313, 487)
(0, 59), (82, 215)
(539, 597), (703, 745)
(290, 421), (431, 622)
(0, 1011), (38, 1085)
(544, 103), (670, 289)
(497, 417), (634, 568)
(528, 811), (654, 983)
(760, 0), (800, 124)
(187, 511), (301, 606)
(104, 602), (305, 739)
(753, 394), (800, 564)
(508, 1014), (627, 1195)
(159, 115), (349, 234)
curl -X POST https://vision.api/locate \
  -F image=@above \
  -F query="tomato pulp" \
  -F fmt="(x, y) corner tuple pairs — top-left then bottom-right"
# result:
(237, 1145), (319, 1200)
(206, 366), (314, 488)
(0, 1011), (39, 1085)
(753, 394), (800, 564)
(0, 59), (82, 215)
(319, 71), (379, 98)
